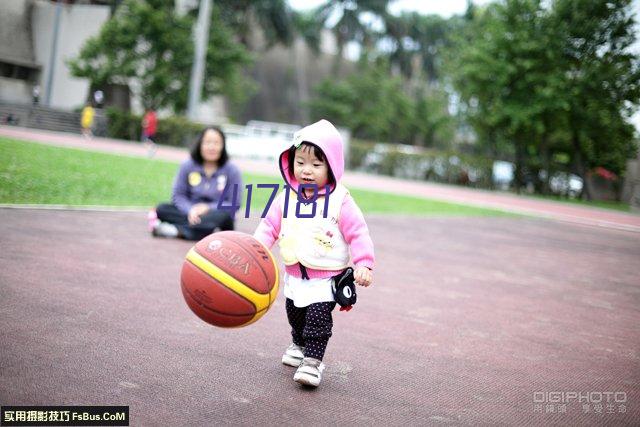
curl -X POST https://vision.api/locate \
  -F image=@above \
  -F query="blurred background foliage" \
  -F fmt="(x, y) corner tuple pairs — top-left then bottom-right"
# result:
(70, 0), (640, 200)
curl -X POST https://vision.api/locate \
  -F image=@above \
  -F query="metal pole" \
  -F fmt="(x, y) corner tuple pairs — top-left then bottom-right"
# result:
(44, 0), (62, 106)
(187, 0), (212, 121)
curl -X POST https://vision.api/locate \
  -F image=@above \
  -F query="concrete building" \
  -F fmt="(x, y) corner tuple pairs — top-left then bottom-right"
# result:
(0, 0), (110, 110)
(0, 0), (41, 104)
(1, 0), (351, 125)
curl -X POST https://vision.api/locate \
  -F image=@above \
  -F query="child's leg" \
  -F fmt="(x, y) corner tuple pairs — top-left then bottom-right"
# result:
(285, 298), (307, 347)
(302, 301), (337, 360)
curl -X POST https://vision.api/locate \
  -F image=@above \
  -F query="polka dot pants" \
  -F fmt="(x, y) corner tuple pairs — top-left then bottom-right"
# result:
(285, 298), (336, 361)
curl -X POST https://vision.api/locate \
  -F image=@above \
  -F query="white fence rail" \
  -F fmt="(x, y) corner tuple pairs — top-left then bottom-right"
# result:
(221, 120), (350, 162)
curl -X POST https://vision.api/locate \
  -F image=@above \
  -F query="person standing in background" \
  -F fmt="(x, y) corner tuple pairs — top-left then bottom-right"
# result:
(141, 108), (158, 157)
(32, 85), (40, 105)
(93, 90), (104, 108)
(80, 103), (95, 139)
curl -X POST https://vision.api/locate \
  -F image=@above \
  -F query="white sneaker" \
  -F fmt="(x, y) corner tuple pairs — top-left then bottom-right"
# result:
(282, 343), (305, 367)
(293, 357), (325, 387)
(152, 221), (179, 238)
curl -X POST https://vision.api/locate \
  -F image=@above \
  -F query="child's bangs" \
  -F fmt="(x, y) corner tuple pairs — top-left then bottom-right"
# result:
(294, 142), (326, 162)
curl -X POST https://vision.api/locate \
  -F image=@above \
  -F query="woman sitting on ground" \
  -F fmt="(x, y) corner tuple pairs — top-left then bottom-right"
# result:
(150, 126), (242, 240)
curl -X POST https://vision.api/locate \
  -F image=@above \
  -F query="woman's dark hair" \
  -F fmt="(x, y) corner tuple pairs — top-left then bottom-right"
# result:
(190, 126), (228, 166)
(287, 142), (335, 185)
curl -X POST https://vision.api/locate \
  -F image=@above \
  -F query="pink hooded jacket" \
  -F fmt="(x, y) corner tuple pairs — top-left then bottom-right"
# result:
(253, 119), (375, 279)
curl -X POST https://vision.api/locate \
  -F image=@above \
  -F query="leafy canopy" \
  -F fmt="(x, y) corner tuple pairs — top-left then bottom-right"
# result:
(69, 0), (251, 113)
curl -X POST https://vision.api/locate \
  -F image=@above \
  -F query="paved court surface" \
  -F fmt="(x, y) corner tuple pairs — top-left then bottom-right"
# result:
(1, 208), (639, 426)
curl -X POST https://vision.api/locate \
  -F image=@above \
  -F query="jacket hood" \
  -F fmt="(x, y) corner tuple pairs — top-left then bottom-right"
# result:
(279, 119), (344, 195)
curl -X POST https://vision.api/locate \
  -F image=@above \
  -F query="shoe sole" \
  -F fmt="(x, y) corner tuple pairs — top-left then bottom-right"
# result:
(152, 230), (171, 238)
(152, 225), (178, 238)
(293, 371), (320, 387)
(282, 354), (303, 367)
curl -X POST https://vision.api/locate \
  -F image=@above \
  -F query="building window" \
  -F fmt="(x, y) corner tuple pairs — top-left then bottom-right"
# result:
(0, 61), (38, 82)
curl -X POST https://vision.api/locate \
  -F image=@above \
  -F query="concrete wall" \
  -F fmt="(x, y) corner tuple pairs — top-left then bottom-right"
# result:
(0, 77), (33, 103)
(0, 0), (37, 67)
(31, 0), (109, 110)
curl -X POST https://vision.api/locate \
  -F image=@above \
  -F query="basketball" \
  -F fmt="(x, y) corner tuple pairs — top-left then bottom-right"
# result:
(180, 231), (279, 328)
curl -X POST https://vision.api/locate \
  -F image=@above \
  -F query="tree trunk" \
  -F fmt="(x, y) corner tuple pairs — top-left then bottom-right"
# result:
(332, 45), (344, 77)
(540, 131), (551, 195)
(631, 148), (640, 212)
(571, 131), (592, 200)
(293, 38), (310, 124)
(514, 137), (524, 194)
(487, 129), (498, 191)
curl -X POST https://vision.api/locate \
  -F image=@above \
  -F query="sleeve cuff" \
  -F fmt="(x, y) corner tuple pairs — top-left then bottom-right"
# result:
(354, 261), (374, 271)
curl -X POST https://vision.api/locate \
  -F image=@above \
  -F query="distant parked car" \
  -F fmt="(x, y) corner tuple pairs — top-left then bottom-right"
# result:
(361, 143), (423, 175)
(492, 161), (514, 190)
(360, 144), (386, 171)
(549, 172), (583, 197)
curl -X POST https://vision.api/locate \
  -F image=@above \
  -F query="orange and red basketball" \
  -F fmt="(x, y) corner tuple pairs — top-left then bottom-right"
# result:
(180, 231), (279, 328)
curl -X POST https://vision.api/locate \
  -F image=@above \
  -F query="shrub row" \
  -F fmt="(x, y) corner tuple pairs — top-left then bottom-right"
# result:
(349, 139), (495, 188)
(105, 108), (202, 148)
(104, 108), (495, 189)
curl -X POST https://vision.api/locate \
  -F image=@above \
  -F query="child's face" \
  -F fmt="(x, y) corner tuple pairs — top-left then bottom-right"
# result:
(293, 145), (329, 190)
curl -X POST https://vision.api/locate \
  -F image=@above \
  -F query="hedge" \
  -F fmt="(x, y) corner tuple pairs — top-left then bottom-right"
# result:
(105, 108), (203, 148)
(103, 109), (495, 189)
(349, 139), (495, 188)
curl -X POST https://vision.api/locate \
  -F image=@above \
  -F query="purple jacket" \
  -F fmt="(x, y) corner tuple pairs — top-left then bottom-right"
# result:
(172, 158), (243, 218)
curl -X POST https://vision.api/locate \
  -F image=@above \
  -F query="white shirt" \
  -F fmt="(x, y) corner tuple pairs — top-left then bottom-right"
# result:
(283, 273), (335, 308)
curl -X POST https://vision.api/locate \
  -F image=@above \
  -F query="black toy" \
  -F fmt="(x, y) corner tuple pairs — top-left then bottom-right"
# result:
(332, 267), (357, 311)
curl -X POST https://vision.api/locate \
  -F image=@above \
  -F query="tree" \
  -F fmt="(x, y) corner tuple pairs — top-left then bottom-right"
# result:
(449, 0), (640, 197)
(69, 0), (250, 113)
(410, 85), (455, 149)
(308, 57), (455, 146)
(384, 12), (455, 82)
(214, 0), (294, 49)
(551, 0), (640, 199)
(450, 0), (555, 190)
(309, 58), (412, 142)
(312, 0), (391, 74)
(291, 10), (325, 55)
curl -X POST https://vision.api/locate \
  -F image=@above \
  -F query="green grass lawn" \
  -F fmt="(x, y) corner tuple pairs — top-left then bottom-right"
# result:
(0, 137), (511, 216)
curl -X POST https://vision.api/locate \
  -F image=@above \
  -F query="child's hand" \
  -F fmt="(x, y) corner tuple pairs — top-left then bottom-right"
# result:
(353, 267), (372, 287)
